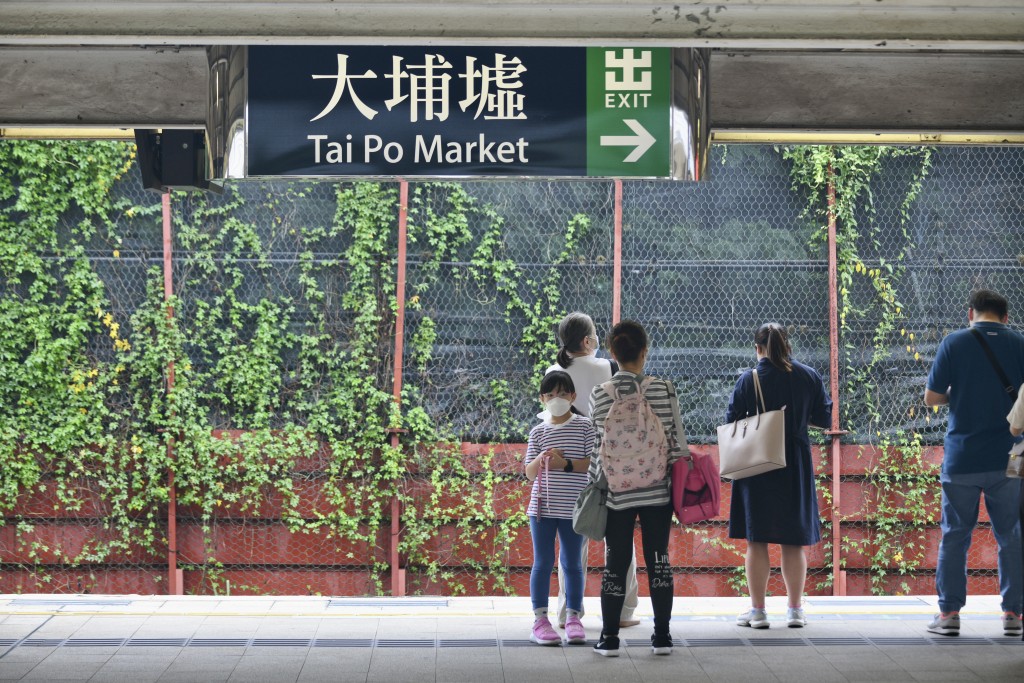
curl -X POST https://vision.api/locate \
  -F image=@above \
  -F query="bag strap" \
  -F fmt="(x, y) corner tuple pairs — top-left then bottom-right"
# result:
(540, 462), (550, 517)
(751, 368), (768, 414)
(665, 380), (690, 467)
(969, 328), (1017, 401)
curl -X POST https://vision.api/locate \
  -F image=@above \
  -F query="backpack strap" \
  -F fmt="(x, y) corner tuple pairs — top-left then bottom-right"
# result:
(600, 379), (619, 401)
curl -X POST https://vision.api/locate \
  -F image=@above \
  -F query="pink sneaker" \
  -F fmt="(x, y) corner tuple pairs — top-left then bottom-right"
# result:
(564, 615), (586, 644)
(531, 617), (562, 646)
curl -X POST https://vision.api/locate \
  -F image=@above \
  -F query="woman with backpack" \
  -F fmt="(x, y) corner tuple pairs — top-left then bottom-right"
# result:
(546, 311), (641, 631)
(587, 320), (688, 657)
(726, 323), (831, 629)
(524, 370), (594, 646)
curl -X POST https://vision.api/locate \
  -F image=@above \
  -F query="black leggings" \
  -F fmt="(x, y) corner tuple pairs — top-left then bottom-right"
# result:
(602, 503), (674, 636)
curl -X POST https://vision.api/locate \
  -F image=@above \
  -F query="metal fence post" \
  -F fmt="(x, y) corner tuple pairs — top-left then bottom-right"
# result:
(826, 163), (848, 596)
(613, 179), (622, 325)
(389, 180), (410, 597)
(162, 191), (183, 595)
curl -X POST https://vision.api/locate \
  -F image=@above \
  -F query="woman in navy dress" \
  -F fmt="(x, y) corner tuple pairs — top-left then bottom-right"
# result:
(726, 323), (831, 629)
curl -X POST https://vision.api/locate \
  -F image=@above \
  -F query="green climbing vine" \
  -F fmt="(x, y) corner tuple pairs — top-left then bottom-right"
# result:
(784, 145), (939, 595)
(0, 140), (171, 588)
(0, 142), (593, 595)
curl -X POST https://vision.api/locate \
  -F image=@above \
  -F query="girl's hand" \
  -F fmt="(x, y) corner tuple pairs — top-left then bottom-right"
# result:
(545, 449), (568, 471)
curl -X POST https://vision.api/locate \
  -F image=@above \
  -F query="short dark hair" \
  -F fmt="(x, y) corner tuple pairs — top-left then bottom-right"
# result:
(540, 370), (576, 396)
(608, 320), (648, 364)
(969, 289), (1008, 319)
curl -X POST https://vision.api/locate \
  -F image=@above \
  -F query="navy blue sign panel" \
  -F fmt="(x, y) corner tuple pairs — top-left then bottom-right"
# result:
(247, 46), (589, 177)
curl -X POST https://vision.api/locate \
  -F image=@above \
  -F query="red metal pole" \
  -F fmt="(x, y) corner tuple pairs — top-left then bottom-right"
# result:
(826, 162), (847, 596)
(389, 180), (409, 597)
(162, 191), (182, 595)
(612, 179), (623, 325)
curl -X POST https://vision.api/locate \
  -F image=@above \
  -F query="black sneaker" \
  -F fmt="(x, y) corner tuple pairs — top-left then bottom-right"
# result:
(651, 633), (673, 655)
(592, 634), (620, 657)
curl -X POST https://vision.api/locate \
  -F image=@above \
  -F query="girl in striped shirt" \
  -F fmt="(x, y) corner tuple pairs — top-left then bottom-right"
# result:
(524, 371), (594, 646)
(588, 320), (687, 657)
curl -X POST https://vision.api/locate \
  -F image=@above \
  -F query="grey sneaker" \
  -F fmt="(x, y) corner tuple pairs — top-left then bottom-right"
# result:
(737, 607), (769, 629)
(927, 612), (960, 636)
(786, 607), (807, 628)
(1002, 612), (1023, 636)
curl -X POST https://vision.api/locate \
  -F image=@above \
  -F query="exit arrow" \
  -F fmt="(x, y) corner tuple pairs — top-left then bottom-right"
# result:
(599, 119), (656, 163)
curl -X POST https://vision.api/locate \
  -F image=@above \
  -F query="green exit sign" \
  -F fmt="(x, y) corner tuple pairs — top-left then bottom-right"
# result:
(587, 48), (671, 177)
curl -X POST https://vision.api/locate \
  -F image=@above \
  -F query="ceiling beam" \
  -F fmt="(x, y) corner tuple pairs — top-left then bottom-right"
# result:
(1, 2), (1023, 50)
(1, 47), (1022, 134)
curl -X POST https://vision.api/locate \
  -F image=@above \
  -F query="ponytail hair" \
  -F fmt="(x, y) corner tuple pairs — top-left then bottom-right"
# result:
(754, 322), (792, 372)
(555, 311), (596, 369)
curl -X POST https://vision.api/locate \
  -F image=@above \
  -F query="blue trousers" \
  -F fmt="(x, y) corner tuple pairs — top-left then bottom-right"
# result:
(937, 470), (1023, 614)
(529, 515), (585, 613)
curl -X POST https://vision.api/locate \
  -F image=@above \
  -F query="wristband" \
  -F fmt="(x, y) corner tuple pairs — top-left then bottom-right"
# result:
(563, 460), (574, 473)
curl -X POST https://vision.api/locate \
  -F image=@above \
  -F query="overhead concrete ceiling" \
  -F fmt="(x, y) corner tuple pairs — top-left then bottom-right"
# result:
(1, 1), (1022, 137)
(2, 1), (1023, 49)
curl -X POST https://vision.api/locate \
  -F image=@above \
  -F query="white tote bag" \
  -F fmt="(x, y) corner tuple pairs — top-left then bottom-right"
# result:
(717, 369), (786, 480)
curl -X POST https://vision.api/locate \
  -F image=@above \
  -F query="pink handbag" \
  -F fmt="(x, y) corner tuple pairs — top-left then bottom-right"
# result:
(672, 449), (721, 524)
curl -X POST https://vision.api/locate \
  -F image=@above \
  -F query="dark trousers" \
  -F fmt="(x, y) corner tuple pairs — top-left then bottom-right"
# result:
(602, 503), (674, 637)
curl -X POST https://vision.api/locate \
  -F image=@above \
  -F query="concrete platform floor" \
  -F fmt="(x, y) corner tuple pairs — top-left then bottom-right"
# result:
(1, 593), (1022, 682)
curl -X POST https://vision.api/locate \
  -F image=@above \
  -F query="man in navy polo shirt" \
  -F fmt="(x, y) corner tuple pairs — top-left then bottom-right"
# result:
(925, 289), (1024, 637)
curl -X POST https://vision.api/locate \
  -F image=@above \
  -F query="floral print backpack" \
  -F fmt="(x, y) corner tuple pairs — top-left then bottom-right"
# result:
(599, 377), (668, 492)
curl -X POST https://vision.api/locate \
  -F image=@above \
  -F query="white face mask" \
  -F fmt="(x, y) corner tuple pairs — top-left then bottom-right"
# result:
(546, 397), (573, 417)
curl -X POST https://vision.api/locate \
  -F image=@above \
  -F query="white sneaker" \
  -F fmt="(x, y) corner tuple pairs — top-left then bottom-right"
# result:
(786, 607), (807, 628)
(926, 612), (960, 636)
(737, 607), (769, 629)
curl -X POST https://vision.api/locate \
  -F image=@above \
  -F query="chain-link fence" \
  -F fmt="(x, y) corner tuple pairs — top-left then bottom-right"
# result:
(2, 142), (1023, 597)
